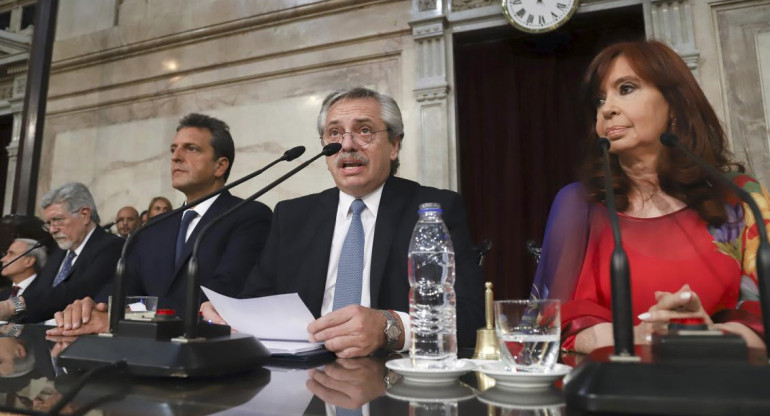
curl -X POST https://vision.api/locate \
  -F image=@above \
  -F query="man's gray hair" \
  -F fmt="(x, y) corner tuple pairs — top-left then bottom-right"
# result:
(14, 238), (46, 273)
(40, 182), (100, 224)
(316, 87), (404, 175)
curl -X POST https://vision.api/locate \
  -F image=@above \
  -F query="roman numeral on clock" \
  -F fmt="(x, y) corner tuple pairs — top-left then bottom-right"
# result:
(538, 15), (545, 25)
(515, 8), (525, 18)
(557, 2), (567, 9)
(527, 14), (534, 24)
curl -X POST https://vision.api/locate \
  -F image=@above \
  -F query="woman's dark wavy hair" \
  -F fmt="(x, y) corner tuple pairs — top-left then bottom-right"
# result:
(579, 40), (744, 225)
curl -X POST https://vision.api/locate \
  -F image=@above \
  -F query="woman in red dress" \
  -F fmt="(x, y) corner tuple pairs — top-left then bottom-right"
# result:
(533, 40), (769, 354)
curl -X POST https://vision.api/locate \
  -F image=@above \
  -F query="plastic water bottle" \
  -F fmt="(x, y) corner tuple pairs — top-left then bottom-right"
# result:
(408, 202), (457, 369)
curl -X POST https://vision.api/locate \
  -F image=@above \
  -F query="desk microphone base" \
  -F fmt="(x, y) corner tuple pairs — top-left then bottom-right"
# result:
(58, 332), (270, 378)
(565, 345), (770, 415)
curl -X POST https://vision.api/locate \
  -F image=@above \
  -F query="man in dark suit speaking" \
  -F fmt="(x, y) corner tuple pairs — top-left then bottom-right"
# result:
(48, 114), (272, 333)
(0, 183), (123, 323)
(202, 87), (484, 358)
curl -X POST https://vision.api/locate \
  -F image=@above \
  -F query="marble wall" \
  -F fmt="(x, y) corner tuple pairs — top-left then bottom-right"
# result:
(41, 0), (417, 221)
(31, 0), (770, 221)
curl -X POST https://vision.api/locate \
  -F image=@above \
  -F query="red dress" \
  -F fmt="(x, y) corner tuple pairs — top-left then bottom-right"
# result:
(532, 174), (769, 351)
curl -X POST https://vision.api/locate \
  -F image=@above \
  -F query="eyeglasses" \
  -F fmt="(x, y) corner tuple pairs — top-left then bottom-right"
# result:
(321, 128), (388, 146)
(42, 209), (81, 232)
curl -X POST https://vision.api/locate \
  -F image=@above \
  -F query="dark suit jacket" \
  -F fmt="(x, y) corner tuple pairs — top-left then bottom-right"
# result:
(240, 176), (484, 347)
(20, 226), (123, 323)
(123, 190), (272, 315)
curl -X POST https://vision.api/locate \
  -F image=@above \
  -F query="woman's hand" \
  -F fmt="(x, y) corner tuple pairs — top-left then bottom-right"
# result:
(634, 284), (713, 344)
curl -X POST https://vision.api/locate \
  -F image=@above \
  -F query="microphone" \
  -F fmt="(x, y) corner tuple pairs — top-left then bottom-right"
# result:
(183, 142), (342, 338)
(1, 241), (44, 271)
(661, 132), (770, 350)
(597, 138), (635, 357)
(108, 145), (306, 333)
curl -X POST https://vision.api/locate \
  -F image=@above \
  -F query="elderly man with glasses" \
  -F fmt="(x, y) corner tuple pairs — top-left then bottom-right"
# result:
(0, 182), (122, 323)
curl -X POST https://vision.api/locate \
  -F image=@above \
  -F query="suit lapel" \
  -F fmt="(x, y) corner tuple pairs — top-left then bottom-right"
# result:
(62, 226), (104, 283)
(301, 188), (338, 317)
(369, 177), (411, 308)
(169, 191), (232, 287)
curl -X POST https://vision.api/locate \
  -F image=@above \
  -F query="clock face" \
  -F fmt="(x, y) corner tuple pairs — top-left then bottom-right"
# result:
(502, 0), (579, 34)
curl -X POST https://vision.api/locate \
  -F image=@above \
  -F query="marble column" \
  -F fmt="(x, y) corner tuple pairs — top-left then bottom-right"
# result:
(4, 75), (25, 215)
(648, 0), (700, 73)
(410, 1), (458, 191)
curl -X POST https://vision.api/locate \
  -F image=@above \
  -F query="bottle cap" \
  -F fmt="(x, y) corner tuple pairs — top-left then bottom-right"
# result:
(418, 202), (442, 213)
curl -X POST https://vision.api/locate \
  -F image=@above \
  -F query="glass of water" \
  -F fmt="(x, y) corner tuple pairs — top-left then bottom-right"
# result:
(494, 299), (560, 372)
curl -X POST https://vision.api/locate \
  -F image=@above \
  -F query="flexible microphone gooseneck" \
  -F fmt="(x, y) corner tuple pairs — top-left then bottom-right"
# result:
(598, 138), (635, 357)
(183, 142), (342, 338)
(661, 132), (770, 351)
(0, 241), (44, 271)
(108, 145), (306, 332)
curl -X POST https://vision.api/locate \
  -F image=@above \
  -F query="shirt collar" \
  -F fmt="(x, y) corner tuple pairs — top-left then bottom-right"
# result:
(15, 274), (36, 290)
(337, 183), (385, 218)
(183, 193), (220, 218)
(72, 225), (96, 257)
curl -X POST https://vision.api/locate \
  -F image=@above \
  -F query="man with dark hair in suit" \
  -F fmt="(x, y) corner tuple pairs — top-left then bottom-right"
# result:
(48, 113), (272, 334)
(201, 87), (484, 358)
(0, 183), (123, 323)
(0, 239), (47, 301)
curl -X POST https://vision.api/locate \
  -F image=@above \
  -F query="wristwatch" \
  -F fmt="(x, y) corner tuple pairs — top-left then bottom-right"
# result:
(380, 310), (401, 350)
(9, 296), (25, 317)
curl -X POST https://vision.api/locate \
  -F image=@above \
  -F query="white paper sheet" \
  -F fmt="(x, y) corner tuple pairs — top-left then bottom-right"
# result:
(201, 287), (323, 353)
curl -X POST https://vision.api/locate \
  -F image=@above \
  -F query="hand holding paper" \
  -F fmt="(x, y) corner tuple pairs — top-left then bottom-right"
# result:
(201, 287), (323, 354)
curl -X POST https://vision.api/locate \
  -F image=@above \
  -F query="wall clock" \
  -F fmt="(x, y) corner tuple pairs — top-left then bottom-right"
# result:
(502, 0), (580, 34)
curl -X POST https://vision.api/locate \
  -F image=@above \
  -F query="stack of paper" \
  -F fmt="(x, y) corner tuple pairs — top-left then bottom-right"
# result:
(201, 288), (323, 354)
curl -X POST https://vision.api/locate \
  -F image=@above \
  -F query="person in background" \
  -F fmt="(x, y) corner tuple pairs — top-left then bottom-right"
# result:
(0, 239), (46, 300)
(532, 40), (769, 354)
(0, 183), (123, 323)
(114, 206), (140, 238)
(139, 210), (149, 226)
(147, 196), (172, 219)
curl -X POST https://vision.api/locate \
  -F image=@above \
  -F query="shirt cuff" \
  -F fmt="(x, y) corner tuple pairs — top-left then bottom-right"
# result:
(394, 310), (410, 353)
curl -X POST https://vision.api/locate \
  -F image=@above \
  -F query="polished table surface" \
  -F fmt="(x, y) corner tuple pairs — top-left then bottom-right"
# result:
(0, 324), (568, 415)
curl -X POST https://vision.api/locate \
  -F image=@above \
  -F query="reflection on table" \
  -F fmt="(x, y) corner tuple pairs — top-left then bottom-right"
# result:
(0, 324), (568, 415)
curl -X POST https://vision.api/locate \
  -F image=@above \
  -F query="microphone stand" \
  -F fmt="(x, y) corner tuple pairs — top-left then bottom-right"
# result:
(0, 241), (43, 271)
(58, 146), (307, 378)
(598, 138), (635, 358)
(184, 143), (342, 339)
(565, 136), (770, 414)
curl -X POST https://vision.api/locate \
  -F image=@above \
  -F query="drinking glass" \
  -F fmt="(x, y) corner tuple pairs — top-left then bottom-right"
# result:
(494, 299), (560, 372)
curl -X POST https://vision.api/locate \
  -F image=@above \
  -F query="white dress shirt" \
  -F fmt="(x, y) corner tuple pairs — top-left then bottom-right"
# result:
(321, 184), (412, 352)
(182, 194), (220, 241)
(54, 224), (97, 279)
(14, 274), (37, 296)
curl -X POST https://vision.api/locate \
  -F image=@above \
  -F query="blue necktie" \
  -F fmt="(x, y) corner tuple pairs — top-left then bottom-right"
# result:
(336, 406), (363, 416)
(175, 210), (198, 265)
(53, 251), (77, 286)
(333, 199), (366, 310)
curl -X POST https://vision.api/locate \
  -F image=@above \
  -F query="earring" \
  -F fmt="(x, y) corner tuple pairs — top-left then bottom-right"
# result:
(670, 118), (677, 127)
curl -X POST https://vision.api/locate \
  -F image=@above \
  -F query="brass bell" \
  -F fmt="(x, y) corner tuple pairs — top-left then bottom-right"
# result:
(472, 282), (500, 360)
